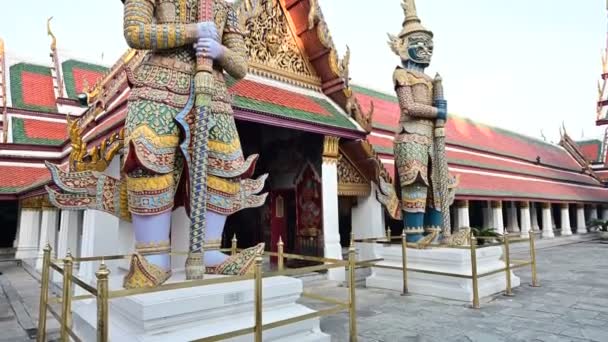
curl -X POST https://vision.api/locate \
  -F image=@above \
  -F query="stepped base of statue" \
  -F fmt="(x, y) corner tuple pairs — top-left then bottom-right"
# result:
(366, 245), (520, 302)
(72, 271), (330, 342)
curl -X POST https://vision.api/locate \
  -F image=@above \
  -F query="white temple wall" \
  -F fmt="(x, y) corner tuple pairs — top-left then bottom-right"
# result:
(351, 183), (385, 262)
(15, 208), (42, 263)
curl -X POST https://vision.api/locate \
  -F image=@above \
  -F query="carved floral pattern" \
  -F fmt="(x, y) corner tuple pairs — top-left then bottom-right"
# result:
(244, 0), (315, 78)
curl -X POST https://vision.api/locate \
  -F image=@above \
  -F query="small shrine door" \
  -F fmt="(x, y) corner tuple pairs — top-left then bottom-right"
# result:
(270, 190), (293, 262)
(294, 162), (323, 257)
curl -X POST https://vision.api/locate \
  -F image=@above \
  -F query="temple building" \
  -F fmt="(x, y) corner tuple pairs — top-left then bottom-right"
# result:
(0, 0), (606, 281)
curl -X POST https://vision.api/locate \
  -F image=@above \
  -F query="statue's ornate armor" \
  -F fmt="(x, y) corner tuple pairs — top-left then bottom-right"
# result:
(393, 66), (441, 234)
(122, 0), (266, 216)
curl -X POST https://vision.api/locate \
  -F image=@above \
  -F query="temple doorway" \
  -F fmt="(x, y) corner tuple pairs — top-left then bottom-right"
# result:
(0, 201), (18, 248)
(223, 120), (324, 261)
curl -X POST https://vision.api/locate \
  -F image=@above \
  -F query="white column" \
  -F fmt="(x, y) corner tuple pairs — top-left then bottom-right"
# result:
(322, 137), (343, 281)
(36, 208), (59, 270)
(454, 200), (470, 229)
(352, 183), (385, 262)
(482, 201), (491, 229)
(541, 203), (554, 238)
(506, 201), (519, 233)
(491, 201), (504, 234)
(560, 203), (572, 236)
(171, 207), (190, 272)
(589, 204), (598, 221)
(519, 201), (531, 238)
(576, 204), (586, 234)
(56, 210), (80, 259)
(15, 208), (42, 261)
(530, 202), (540, 232)
(602, 205), (608, 221)
(77, 209), (120, 285)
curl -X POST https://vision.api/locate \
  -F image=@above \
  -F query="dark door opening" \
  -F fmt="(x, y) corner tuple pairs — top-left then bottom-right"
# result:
(0, 201), (18, 248)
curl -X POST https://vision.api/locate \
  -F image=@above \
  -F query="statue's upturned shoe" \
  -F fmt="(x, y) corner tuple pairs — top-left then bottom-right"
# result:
(209, 243), (265, 276)
(123, 253), (172, 289)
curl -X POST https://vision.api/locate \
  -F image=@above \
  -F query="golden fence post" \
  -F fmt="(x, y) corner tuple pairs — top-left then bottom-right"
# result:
(254, 253), (263, 342)
(277, 236), (284, 271)
(96, 262), (110, 342)
(503, 234), (513, 296)
(401, 231), (409, 296)
(348, 239), (357, 342)
(36, 244), (52, 342)
(529, 231), (540, 287)
(470, 235), (480, 309)
(60, 251), (74, 342)
(231, 234), (237, 256)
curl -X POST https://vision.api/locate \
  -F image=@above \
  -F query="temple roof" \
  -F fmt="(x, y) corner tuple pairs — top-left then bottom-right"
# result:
(576, 139), (603, 164)
(11, 117), (67, 146)
(0, 165), (50, 197)
(354, 84), (608, 203)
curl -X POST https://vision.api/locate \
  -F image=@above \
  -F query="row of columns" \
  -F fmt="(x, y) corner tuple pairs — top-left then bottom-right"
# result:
(14, 207), (82, 271)
(453, 200), (604, 238)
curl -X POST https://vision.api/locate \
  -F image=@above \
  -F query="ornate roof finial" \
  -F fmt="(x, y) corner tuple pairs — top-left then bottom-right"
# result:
(399, 0), (433, 38)
(47, 17), (57, 51)
(0, 38), (4, 55)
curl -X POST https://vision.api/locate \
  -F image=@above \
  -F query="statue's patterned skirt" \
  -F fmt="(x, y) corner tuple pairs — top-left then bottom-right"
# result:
(123, 76), (265, 216)
(394, 132), (440, 213)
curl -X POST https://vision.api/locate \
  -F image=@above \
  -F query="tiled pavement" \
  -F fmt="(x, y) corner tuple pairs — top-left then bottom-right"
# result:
(310, 238), (608, 341)
(1, 237), (607, 341)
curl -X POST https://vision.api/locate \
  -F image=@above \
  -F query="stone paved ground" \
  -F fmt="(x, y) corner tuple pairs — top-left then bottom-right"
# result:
(309, 240), (608, 342)
(1, 239), (607, 341)
(0, 261), (59, 342)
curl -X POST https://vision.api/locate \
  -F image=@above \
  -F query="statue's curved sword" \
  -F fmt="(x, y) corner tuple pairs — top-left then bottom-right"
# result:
(185, 0), (215, 280)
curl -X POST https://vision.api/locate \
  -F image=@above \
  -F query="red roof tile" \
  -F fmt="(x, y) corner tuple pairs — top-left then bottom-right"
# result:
(11, 117), (67, 145)
(577, 140), (602, 163)
(446, 116), (580, 170)
(455, 167), (608, 202)
(72, 68), (105, 94)
(21, 72), (56, 108)
(230, 79), (330, 117)
(23, 119), (67, 141)
(0, 166), (50, 193)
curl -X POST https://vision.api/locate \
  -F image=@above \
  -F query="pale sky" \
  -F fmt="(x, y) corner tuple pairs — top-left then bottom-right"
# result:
(0, 0), (606, 143)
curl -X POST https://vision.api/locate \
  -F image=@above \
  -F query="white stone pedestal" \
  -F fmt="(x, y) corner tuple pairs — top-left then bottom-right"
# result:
(366, 246), (520, 302)
(72, 273), (330, 342)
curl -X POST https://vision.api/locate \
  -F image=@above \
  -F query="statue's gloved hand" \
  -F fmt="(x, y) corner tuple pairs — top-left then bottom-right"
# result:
(196, 22), (219, 41)
(435, 99), (448, 121)
(195, 38), (225, 60)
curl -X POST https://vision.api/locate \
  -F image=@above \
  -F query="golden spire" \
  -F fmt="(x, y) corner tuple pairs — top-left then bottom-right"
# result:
(47, 17), (57, 51)
(0, 38), (4, 55)
(399, 0), (433, 38)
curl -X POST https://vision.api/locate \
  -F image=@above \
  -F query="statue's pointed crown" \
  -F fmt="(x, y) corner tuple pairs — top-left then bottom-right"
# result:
(399, 0), (433, 38)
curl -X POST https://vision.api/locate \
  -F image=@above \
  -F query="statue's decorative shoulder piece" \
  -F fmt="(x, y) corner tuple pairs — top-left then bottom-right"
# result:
(377, 0), (456, 244)
(46, 0), (267, 288)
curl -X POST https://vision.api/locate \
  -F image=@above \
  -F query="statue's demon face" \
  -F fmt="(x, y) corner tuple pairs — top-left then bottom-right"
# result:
(405, 33), (433, 66)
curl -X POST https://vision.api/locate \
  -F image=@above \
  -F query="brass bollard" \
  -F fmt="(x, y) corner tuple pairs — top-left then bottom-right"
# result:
(36, 244), (52, 342)
(529, 231), (540, 287)
(401, 231), (409, 296)
(348, 240), (357, 342)
(60, 251), (74, 342)
(503, 235), (514, 296)
(386, 228), (392, 242)
(254, 254), (263, 342)
(277, 237), (284, 271)
(469, 235), (480, 309)
(231, 234), (238, 256)
(96, 262), (110, 342)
